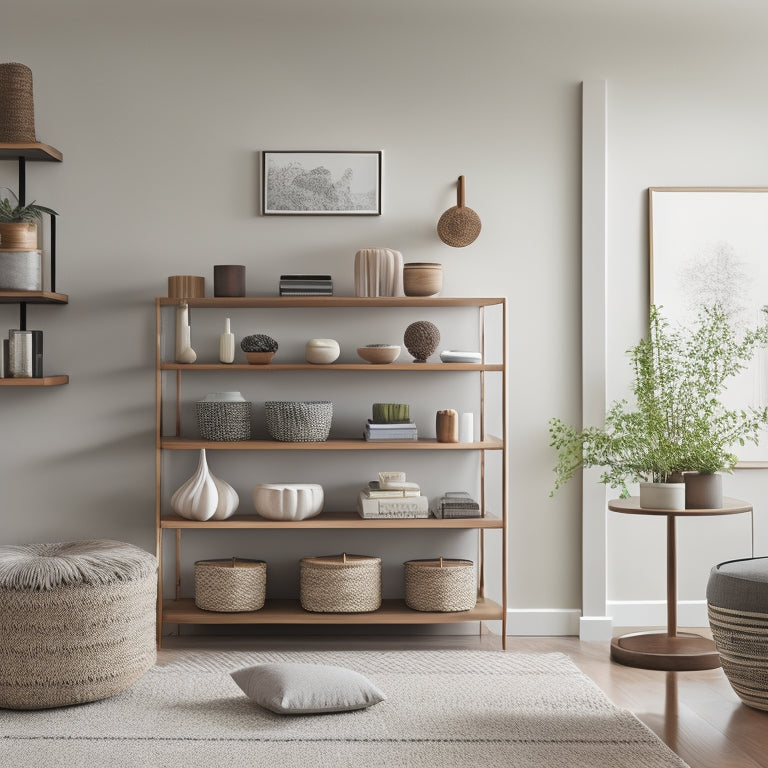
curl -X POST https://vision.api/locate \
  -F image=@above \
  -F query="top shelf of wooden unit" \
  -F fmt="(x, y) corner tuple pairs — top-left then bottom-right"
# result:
(0, 142), (63, 162)
(156, 296), (506, 309)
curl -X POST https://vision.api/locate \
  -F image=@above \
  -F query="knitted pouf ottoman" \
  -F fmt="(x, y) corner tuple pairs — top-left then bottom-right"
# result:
(707, 556), (768, 711)
(0, 540), (157, 710)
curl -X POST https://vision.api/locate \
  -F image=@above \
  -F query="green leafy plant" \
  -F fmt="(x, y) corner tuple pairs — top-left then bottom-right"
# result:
(0, 188), (57, 223)
(549, 304), (768, 497)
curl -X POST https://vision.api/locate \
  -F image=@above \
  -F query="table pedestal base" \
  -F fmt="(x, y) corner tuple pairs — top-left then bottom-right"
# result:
(610, 631), (722, 671)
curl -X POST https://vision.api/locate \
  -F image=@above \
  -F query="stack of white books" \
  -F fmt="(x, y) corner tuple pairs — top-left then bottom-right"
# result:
(364, 420), (418, 441)
(357, 472), (430, 518)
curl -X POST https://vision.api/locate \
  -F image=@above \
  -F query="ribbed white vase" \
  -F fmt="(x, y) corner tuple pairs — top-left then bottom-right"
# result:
(354, 248), (404, 297)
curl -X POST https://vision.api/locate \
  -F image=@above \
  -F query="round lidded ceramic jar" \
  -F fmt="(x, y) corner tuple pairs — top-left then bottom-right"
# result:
(305, 338), (340, 364)
(403, 262), (442, 297)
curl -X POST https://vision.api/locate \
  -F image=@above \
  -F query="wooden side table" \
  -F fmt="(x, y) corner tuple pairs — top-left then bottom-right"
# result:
(608, 496), (752, 671)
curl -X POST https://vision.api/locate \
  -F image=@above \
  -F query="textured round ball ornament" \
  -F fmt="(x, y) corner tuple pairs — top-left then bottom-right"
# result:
(404, 320), (440, 363)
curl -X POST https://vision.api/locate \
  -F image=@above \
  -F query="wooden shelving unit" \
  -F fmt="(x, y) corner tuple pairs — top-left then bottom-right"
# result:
(0, 143), (68, 386)
(155, 296), (508, 646)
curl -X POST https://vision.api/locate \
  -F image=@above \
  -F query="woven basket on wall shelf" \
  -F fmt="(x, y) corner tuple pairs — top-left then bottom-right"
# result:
(0, 63), (36, 143)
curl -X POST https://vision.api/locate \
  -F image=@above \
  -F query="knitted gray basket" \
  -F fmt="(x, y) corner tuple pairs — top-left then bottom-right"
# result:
(196, 401), (252, 441)
(265, 400), (332, 442)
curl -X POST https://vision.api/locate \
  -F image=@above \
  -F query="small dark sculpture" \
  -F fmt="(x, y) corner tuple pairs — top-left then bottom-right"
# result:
(404, 321), (440, 363)
(240, 334), (278, 353)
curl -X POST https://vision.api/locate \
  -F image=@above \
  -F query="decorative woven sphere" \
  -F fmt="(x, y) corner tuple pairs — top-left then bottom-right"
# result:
(404, 320), (440, 362)
(240, 334), (278, 353)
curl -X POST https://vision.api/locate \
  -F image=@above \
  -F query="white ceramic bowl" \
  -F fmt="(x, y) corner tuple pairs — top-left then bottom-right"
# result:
(253, 483), (324, 520)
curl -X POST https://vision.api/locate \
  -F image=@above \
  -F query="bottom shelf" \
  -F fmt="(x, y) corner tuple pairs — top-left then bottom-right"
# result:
(162, 597), (503, 625)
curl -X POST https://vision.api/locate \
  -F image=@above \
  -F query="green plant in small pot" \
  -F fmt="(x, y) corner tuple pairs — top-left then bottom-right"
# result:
(0, 188), (57, 250)
(549, 304), (768, 510)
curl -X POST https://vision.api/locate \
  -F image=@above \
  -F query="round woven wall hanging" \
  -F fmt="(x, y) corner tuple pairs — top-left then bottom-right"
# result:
(437, 175), (481, 248)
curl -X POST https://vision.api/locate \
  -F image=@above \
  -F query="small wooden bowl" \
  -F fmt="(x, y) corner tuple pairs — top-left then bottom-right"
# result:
(357, 345), (401, 364)
(245, 351), (275, 365)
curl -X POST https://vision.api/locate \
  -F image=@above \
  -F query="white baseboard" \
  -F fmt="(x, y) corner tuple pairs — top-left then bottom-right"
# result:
(579, 615), (614, 641)
(607, 599), (708, 628)
(505, 608), (581, 636)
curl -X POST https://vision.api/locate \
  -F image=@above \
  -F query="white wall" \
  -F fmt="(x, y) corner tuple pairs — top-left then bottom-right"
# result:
(2, 0), (768, 634)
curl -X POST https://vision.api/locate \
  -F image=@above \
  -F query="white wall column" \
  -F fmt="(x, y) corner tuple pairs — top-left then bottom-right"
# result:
(580, 80), (613, 641)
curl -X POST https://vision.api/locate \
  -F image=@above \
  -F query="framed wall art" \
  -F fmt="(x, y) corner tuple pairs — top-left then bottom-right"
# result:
(261, 151), (382, 215)
(649, 186), (768, 463)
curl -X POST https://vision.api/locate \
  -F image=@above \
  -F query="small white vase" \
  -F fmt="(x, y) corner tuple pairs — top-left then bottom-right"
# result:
(639, 481), (686, 511)
(171, 449), (218, 521)
(175, 302), (197, 363)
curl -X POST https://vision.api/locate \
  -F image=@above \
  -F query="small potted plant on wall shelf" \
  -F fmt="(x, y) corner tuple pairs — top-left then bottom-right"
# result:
(549, 304), (768, 510)
(0, 188), (57, 250)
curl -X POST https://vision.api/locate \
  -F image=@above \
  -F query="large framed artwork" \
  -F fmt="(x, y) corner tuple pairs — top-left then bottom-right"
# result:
(649, 187), (768, 464)
(261, 151), (382, 215)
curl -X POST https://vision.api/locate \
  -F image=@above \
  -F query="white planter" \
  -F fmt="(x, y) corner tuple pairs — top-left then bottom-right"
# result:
(639, 481), (686, 510)
(253, 483), (324, 520)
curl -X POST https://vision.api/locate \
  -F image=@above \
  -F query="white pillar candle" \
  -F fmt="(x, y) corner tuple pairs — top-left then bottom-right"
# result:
(460, 412), (474, 443)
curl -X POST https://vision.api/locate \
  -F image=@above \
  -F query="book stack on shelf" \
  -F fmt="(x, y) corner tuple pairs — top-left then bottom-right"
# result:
(364, 401), (417, 441)
(279, 274), (333, 296)
(357, 471), (430, 519)
(434, 491), (482, 519)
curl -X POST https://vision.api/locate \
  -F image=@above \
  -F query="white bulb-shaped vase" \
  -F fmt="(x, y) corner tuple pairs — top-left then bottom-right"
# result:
(210, 472), (239, 519)
(171, 449), (218, 521)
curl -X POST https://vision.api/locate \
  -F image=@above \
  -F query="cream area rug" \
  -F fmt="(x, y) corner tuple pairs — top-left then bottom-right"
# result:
(1, 650), (689, 768)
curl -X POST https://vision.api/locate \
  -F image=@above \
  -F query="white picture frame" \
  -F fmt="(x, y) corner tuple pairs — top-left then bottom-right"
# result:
(261, 151), (382, 215)
(649, 186), (768, 464)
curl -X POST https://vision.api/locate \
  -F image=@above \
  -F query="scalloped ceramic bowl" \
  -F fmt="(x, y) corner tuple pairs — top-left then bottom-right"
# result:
(253, 483), (324, 521)
(357, 344), (401, 364)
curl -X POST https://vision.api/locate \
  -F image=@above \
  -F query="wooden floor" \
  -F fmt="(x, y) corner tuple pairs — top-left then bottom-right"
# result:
(163, 627), (768, 768)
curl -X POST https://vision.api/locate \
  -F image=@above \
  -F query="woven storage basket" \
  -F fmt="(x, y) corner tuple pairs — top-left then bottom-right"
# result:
(0, 540), (156, 710)
(194, 558), (266, 612)
(404, 558), (477, 612)
(300, 553), (381, 613)
(196, 400), (251, 441)
(0, 63), (36, 142)
(265, 400), (332, 442)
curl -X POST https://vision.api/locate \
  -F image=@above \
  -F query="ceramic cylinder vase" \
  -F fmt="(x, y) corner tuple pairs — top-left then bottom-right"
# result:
(354, 248), (404, 297)
(213, 265), (246, 297)
(0, 251), (41, 290)
(436, 409), (459, 442)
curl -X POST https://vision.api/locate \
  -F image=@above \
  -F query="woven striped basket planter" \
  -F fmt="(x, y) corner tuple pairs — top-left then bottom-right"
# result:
(707, 556), (768, 711)
(194, 558), (266, 612)
(0, 540), (157, 710)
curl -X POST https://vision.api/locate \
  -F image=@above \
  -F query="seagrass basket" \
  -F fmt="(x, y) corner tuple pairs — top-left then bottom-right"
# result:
(0, 63), (36, 142)
(404, 558), (477, 612)
(265, 400), (332, 442)
(300, 553), (381, 613)
(196, 400), (252, 441)
(194, 558), (266, 612)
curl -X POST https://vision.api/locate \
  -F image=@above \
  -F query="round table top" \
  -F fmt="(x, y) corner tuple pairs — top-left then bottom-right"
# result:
(608, 496), (752, 517)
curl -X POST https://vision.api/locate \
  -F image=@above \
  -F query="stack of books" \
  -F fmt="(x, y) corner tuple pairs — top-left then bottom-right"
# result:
(434, 491), (482, 519)
(364, 420), (418, 441)
(279, 274), (333, 296)
(357, 473), (430, 518)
